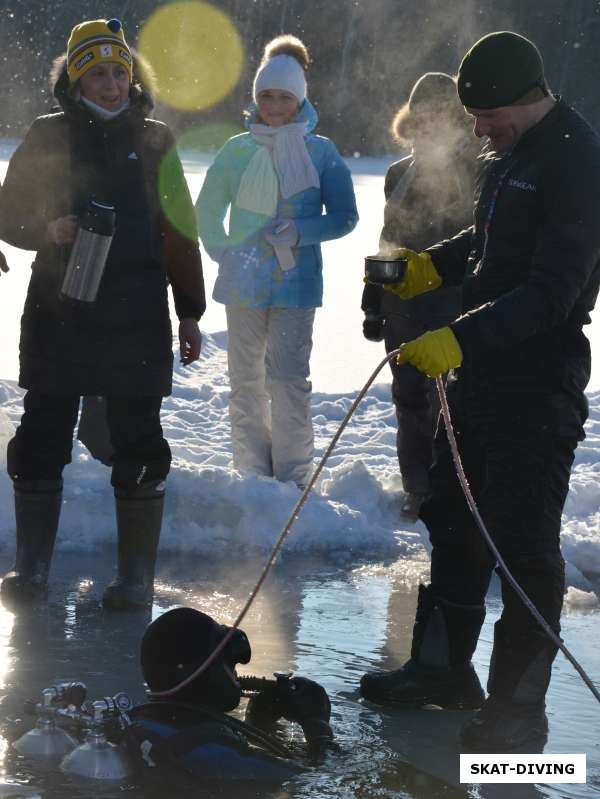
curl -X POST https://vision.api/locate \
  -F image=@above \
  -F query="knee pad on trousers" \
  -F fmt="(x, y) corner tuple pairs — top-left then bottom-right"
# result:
(114, 478), (167, 501)
(111, 440), (171, 492)
(7, 437), (67, 483)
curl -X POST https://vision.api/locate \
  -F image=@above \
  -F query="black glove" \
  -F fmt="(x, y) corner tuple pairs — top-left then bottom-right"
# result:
(363, 317), (385, 342)
(273, 675), (335, 761)
(298, 716), (337, 762)
(361, 282), (385, 342)
(274, 676), (331, 726)
(244, 673), (336, 760)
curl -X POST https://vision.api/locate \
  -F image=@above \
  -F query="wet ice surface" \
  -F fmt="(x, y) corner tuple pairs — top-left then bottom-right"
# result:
(0, 553), (597, 799)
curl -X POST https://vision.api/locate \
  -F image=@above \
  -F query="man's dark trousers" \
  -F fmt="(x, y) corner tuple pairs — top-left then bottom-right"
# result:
(420, 382), (583, 698)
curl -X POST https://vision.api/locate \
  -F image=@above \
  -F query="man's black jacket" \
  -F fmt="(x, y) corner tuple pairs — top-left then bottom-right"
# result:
(428, 100), (600, 412)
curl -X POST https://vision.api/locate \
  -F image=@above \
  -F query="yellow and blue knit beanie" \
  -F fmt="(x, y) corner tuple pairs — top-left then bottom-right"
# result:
(67, 18), (132, 84)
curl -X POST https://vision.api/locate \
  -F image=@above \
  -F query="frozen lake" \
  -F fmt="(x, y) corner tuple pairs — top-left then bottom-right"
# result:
(0, 553), (598, 799)
(0, 149), (599, 797)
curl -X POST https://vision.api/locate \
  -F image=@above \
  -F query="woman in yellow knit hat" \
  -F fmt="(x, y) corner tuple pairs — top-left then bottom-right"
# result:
(0, 19), (206, 610)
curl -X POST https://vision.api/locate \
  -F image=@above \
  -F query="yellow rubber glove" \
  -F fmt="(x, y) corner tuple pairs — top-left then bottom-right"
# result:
(397, 327), (463, 377)
(383, 248), (442, 299)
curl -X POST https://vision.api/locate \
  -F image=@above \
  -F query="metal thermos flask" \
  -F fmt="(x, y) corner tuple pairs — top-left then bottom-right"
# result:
(60, 201), (115, 303)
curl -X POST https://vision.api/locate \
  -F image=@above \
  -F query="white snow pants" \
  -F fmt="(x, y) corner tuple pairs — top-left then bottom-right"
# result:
(225, 306), (316, 485)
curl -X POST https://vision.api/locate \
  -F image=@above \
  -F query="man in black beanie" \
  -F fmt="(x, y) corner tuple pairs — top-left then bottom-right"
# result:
(360, 31), (600, 750)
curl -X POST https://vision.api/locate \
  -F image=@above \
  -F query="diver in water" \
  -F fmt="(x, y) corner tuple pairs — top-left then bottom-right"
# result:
(124, 607), (337, 781)
(16, 607), (335, 783)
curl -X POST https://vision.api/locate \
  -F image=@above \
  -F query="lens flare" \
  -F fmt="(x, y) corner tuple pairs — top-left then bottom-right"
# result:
(159, 124), (243, 239)
(159, 146), (198, 241)
(178, 123), (244, 153)
(138, 1), (244, 111)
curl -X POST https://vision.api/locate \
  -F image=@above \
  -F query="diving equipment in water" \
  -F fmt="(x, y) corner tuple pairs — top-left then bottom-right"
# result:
(16, 683), (135, 780)
(60, 695), (134, 780)
(141, 607), (251, 711)
(17, 683), (304, 782)
(14, 685), (79, 759)
(242, 673), (335, 761)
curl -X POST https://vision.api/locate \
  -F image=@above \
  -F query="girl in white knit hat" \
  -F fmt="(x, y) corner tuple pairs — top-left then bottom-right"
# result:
(196, 36), (358, 487)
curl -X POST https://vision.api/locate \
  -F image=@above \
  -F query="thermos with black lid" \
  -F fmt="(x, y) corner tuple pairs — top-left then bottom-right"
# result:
(364, 253), (408, 285)
(60, 200), (116, 303)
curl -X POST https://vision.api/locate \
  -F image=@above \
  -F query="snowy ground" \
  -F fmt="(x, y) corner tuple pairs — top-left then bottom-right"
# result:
(0, 150), (599, 797)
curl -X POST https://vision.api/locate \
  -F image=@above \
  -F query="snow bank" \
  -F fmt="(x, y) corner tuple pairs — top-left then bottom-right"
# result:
(1, 332), (599, 595)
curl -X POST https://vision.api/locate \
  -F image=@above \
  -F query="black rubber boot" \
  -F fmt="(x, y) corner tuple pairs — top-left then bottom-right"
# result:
(102, 481), (164, 611)
(1, 480), (62, 605)
(461, 619), (553, 751)
(360, 584), (486, 708)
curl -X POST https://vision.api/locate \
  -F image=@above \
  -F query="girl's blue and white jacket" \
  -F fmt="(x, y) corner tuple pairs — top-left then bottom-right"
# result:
(195, 101), (358, 309)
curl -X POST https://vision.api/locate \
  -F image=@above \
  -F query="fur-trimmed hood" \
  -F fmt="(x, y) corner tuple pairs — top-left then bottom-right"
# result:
(50, 50), (155, 118)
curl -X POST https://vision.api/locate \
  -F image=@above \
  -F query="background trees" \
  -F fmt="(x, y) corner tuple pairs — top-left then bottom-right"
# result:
(0, 0), (598, 153)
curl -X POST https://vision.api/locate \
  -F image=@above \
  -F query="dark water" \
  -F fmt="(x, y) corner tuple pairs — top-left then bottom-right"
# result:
(0, 551), (598, 799)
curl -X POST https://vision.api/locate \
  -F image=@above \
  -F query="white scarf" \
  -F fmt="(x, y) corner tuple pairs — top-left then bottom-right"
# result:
(235, 122), (320, 217)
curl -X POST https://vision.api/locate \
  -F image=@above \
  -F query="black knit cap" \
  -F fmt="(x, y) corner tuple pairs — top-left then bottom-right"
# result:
(457, 31), (545, 109)
(141, 607), (251, 711)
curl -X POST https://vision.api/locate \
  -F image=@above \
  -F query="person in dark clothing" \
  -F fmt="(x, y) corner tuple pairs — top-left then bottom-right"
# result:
(362, 72), (478, 520)
(126, 607), (336, 781)
(0, 19), (206, 610)
(360, 32), (600, 750)
(0, 232), (8, 277)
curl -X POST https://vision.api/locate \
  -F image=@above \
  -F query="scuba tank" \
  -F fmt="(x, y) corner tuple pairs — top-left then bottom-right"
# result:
(60, 200), (116, 303)
(15, 673), (335, 783)
(14, 683), (135, 781)
(60, 694), (134, 781)
(14, 683), (300, 783)
(13, 685), (81, 759)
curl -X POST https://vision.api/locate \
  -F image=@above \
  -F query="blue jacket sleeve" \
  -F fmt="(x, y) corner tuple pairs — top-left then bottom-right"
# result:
(294, 141), (358, 246)
(195, 142), (233, 259)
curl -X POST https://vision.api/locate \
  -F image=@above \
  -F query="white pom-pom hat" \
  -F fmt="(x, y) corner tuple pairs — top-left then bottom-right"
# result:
(252, 54), (306, 103)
